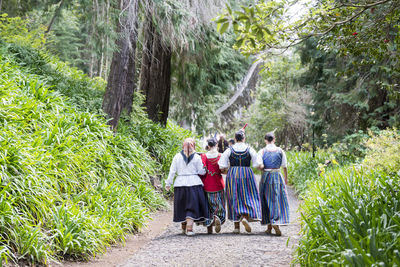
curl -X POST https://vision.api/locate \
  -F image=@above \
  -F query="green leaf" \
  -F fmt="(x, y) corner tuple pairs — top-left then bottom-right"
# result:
(220, 22), (230, 34)
(226, 4), (232, 15)
(215, 17), (229, 24)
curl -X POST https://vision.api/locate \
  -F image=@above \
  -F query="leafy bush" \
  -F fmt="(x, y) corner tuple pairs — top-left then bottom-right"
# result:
(363, 128), (400, 173)
(286, 150), (340, 196)
(296, 167), (400, 266)
(0, 14), (46, 48)
(295, 129), (400, 266)
(118, 94), (193, 182)
(0, 44), (167, 265)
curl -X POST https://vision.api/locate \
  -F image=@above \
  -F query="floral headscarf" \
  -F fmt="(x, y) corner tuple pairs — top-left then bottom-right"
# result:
(181, 138), (196, 164)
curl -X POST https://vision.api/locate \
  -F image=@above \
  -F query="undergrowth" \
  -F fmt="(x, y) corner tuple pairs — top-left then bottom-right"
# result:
(291, 129), (400, 266)
(0, 16), (190, 265)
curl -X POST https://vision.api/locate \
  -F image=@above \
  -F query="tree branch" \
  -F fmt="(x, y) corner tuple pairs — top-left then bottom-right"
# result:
(45, 0), (65, 35)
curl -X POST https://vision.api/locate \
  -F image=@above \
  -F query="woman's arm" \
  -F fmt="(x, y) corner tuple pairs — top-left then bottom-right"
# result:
(196, 155), (206, 176)
(256, 149), (264, 170)
(282, 167), (288, 185)
(165, 155), (178, 191)
(218, 148), (231, 171)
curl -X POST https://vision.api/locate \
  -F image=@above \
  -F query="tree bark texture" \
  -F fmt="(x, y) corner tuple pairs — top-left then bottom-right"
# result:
(140, 16), (172, 126)
(102, 0), (138, 129)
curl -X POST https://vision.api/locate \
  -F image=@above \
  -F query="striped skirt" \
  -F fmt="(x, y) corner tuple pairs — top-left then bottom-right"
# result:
(205, 190), (226, 226)
(225, 167), (262, 222)
(259, 171), (289, 225)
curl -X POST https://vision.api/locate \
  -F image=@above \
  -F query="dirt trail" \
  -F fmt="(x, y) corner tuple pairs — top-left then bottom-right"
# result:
(119, 185), (300, 267)
(63, 179), (301, 267)
(62, 210), (173, 267)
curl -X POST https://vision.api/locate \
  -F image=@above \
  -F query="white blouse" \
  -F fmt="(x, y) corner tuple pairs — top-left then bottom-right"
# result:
(218, 142), (259, 169)
(256, 143), (287, 168)
(165, 153), (206, 187)
(205, 147), (219, 159)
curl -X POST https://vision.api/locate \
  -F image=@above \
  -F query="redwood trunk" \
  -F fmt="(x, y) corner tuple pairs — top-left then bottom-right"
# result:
(140, 17), (172, 126)
(102, 0), (138, 129)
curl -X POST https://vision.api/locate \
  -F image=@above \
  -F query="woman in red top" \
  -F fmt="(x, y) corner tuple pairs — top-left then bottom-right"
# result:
(201, 137), (226, 234)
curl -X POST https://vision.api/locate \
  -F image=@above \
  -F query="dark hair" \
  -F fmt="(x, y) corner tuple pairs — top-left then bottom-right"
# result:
(207, 138), (217, 147)
(264, 132), (274, 142)
(228, 138), (235, 145)
(235, 130), (245, 142)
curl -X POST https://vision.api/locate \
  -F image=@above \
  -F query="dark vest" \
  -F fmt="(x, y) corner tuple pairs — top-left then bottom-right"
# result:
(229, 147), (251, 167)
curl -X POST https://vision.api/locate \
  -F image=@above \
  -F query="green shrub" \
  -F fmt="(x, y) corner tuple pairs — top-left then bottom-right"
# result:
(0, 47), (165, 265)
(0, 15), (195, 265)
(296, 167), (400, 266)
(0, 14), (46, 48)
(295, 129), (400, 266)
(363, 128), (400, 173)
(286, 150), (341, 196)
(119, 94), (193, 182)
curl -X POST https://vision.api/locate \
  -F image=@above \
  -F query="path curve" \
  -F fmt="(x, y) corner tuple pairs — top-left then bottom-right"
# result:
(119, 184), (300, 267)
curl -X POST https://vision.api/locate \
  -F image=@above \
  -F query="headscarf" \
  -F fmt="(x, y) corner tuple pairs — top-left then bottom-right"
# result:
(181, 138), (196, 164)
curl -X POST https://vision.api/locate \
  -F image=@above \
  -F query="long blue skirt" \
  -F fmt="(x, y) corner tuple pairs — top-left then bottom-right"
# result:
(259, 171), (290, 225)
(225, 167), (262, 222)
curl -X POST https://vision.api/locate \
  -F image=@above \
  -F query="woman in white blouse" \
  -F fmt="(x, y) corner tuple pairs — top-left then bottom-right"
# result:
(165, 138), (208, 236)
(218, 130), (262, 233)
(257, 132), (289, 236)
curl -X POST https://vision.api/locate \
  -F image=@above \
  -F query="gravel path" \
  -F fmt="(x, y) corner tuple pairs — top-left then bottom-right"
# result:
(119, 180), (301, 267)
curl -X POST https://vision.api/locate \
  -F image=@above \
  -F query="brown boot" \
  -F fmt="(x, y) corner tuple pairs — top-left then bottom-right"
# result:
(272, 225), (281, 236)
(265, 224), (272, 234)
(233, 222), (240, 234)
(181, 222), (187, 234)
(207, 225), (213, 234)
(214, 217), (221, 233)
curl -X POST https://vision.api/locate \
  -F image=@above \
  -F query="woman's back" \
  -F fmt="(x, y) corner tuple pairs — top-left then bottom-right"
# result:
(201, 150), (224, 192)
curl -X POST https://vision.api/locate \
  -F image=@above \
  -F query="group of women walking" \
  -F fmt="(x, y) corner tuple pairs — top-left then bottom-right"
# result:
(164, 128), (289, 236)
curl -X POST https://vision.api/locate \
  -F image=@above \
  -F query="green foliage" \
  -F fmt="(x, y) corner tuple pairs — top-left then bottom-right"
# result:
(1, 0), (119, 77)
(286, 150), (340, 196)
(298, 38), (400, 144)
(297, 167), (400, 266)
(170, 27), (249, 133)
(0, 14), (46, 48)
(293, 129), (400, 266)
(238, 55), (310, 150)
(1, 41), (106, 114)
(215, 0), (286, 56)
(119, 94), (193, 181)
(0, 39), (173, 265)
(363, 128), (400, 173)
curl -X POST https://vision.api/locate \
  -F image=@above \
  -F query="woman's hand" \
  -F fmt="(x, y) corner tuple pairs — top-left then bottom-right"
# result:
(165, 185), (171, 191)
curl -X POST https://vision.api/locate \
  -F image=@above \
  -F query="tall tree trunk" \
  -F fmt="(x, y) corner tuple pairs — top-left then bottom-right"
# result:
(102, 0), (139, 129)
(140, 16), (172, 126)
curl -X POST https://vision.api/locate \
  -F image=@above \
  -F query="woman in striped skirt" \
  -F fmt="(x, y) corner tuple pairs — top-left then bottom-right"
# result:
(218, 130), (262, 233)
(200, 137), (226, 234)
(257, 132), (289, 236)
